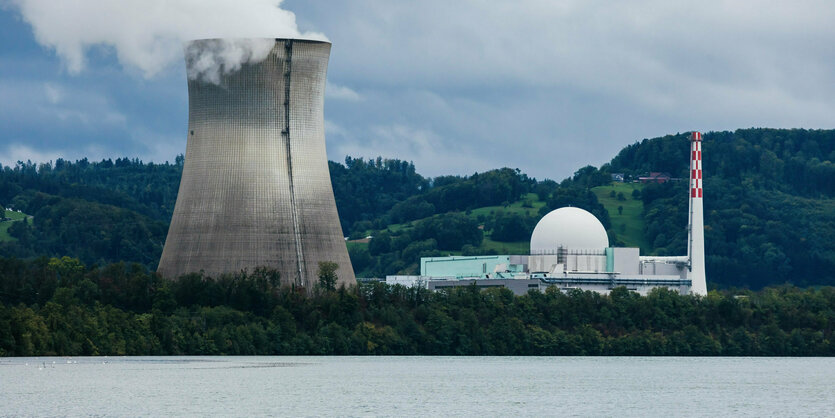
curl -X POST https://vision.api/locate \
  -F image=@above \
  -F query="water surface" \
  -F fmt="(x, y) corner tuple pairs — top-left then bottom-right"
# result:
(1, 356), (832, 416)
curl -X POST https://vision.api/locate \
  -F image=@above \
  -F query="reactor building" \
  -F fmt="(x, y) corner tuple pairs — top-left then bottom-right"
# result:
(157, 38), (355, 288)
(387, 132), (707, 296)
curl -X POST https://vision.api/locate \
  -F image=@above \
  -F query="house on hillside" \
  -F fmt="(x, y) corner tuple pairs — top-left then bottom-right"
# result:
(638, 172), (671, 184)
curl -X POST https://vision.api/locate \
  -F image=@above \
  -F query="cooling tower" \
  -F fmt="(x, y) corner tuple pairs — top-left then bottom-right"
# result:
(157, 38), (355, 289)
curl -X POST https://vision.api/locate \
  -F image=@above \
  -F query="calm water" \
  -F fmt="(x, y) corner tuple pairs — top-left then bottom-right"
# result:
(1, 356), (833, 416)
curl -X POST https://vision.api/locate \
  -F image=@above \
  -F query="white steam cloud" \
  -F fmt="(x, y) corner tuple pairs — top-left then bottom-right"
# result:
(185, 38), (276, 84)
(6, 0), (327, 79)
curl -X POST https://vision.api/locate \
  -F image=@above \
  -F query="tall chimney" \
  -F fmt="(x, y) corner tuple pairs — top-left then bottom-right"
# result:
(157, 38), (355, 289)
(687, 131), (707, 295)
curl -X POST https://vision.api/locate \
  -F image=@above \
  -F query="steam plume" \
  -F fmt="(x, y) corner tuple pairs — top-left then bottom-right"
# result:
(6, 0), (326, 79)
(185, 38), (277, 84)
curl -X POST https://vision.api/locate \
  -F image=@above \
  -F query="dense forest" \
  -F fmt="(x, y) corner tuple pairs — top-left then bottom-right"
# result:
(0, 128), (833, 289)
(606, 129), (835, 288)
(1, 257), (833, 356)
(0, 157), (177, 267)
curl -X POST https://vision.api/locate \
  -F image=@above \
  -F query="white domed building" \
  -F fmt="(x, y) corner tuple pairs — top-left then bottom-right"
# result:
(530, 207), (609, 254)
(527, 207), (611, 274)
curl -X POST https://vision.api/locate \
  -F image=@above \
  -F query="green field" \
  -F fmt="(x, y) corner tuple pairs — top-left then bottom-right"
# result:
(591, 182), (649, 251)
(0, 209), (31, 242)
(472, 194), (542, 255)
(467, 193), (545, 218)
(345, 240), (368, 251)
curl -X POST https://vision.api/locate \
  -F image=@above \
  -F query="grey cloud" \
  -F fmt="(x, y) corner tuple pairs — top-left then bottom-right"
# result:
(4, 1), (834, 180)
(294, 0), (835, 178)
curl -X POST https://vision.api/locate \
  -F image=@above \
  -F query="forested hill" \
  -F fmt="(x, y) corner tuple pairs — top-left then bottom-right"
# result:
(610, 128), (835, 197)
(0, 128), (832, 289)
(604, 129), (835, 288)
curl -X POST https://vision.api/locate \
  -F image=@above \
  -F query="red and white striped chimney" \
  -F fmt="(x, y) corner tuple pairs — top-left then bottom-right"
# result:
(688, 131), (707, 295)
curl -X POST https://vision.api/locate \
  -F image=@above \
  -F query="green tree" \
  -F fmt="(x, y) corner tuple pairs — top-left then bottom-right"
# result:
(317, 262), (339, 291)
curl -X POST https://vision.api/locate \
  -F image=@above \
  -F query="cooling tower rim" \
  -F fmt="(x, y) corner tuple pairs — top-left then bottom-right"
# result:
(185, 37), (331, 45)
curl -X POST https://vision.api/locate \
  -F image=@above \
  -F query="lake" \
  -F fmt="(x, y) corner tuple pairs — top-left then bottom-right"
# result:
(1, 356), (833, 416)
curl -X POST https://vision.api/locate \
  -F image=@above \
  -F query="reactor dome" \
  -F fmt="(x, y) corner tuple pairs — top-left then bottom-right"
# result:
(530, 207), (609, 254)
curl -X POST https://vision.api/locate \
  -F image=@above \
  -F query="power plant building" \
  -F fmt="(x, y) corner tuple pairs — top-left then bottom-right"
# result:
(387, 133), (708, 296)
(397, 207), (692, 296)
(158, 38), (355, 288)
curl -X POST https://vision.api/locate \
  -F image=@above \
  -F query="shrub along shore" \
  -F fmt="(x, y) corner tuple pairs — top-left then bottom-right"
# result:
(1, 257), (833, 356)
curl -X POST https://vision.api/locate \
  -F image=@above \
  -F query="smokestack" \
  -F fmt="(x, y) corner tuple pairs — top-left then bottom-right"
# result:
(687, 131), (707, 296)
(157, 38), (355, 289)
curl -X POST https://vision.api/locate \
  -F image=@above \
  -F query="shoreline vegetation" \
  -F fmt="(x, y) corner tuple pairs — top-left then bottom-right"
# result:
(1, 257), (832, 357)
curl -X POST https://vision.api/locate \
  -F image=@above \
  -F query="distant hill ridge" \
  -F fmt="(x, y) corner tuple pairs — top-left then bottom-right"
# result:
(0, 128), (832, 288)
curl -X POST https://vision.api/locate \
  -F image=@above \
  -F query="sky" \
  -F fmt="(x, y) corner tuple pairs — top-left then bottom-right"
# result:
(1, 0), (834, 180)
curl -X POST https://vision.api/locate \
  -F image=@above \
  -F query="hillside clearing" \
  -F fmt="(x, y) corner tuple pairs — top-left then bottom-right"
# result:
(591, 182), (649, 251)
(0, 210), (31, 242)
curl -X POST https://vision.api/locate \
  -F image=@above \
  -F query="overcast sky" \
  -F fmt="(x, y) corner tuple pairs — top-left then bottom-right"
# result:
(1, 0), (833, 180)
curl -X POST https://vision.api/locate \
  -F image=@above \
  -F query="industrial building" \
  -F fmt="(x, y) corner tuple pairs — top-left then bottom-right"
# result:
(386, 132), (708, 296)
(158, 39), (355, 288)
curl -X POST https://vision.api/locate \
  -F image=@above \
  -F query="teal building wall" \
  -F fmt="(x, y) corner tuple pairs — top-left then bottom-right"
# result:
(421, 255), (525, 278)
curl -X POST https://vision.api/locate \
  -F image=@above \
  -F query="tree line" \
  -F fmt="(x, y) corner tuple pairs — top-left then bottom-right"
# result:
(2, 257), (833, 356)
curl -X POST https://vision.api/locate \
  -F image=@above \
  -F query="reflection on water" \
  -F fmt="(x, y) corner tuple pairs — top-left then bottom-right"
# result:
(1, 356), (833, 416)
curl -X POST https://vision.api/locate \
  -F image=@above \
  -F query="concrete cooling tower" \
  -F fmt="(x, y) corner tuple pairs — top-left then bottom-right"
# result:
(157, 38), (355, 288)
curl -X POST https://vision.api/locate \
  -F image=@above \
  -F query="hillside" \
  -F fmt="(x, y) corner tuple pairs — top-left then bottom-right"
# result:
(0, 128), (832, 288)
(591, 183), (649, 251)
(346, 128), (835, 287)
(607, 129), (835, 288)
(0, 209), (30, 242)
